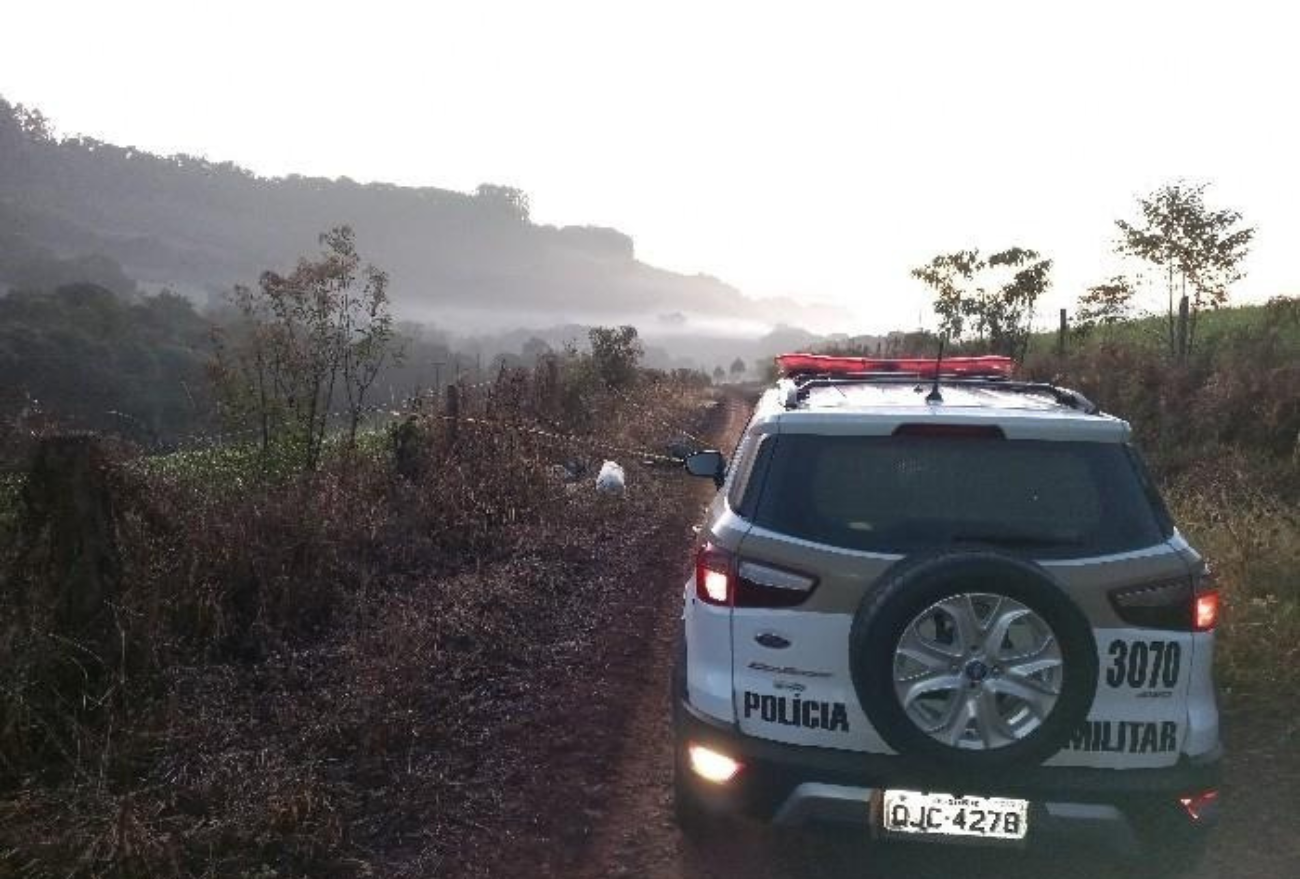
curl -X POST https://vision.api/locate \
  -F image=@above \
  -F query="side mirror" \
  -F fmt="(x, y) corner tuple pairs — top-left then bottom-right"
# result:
(684, 450), (726, 488)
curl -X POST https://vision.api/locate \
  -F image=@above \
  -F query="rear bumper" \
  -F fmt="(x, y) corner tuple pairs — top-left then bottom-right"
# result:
(677, 699), (1221, 850)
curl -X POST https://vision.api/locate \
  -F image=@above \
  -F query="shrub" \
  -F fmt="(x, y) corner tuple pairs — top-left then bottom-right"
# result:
(1165, 456), (1300, 702)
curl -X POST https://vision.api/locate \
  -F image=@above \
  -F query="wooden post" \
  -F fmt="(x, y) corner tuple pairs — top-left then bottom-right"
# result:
(18, 435), (120, 639)
(392, 416), (423, 481)
(1057, 308), (1068, 357)
(545, 357), (560, 415)
(446, 383), (460, 445)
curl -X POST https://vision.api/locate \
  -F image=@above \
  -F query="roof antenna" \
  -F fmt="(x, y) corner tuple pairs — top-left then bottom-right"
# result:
(926, 336), (946, 404)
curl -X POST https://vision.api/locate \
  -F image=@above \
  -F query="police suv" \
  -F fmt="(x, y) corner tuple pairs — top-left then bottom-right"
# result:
(675, 354), (1221, 865)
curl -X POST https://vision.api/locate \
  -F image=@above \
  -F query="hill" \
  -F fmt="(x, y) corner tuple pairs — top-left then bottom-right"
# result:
(0, 98), (838, 330)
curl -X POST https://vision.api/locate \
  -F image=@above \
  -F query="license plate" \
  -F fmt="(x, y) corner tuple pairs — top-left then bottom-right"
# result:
(880, 789), (1029, 842)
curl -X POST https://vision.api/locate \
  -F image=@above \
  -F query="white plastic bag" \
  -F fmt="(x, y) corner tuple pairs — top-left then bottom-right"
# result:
(595, 460), (626, 495)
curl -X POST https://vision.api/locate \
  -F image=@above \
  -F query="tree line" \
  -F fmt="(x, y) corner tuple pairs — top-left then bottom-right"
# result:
(1, 229), (712, 457)
(910, 181), (1255, 361)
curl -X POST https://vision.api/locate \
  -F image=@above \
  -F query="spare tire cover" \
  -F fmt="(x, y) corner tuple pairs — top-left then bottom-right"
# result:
(849, 552), (1098, 769)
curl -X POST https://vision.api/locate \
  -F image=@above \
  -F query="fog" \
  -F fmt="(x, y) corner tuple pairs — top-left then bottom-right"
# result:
(0, 96), (850, 363)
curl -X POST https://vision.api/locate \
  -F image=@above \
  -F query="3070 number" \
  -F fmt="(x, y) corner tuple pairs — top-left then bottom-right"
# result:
(1106, 639), (1181, 689)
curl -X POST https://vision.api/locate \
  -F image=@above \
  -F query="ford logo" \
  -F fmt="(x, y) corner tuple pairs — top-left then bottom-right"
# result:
(755, 632), (791, 650)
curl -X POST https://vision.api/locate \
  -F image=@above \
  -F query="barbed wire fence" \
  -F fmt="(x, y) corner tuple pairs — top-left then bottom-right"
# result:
(0, 355), (721, 501)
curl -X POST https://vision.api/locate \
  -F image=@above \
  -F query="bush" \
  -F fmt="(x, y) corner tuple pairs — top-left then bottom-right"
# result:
(587, 325), (642, 391)
(1023, 301), (1300, 705)
(0, 357), (710, 786)
(0, 348), (716, 875)
(1165, 456), (1300, 702)
(1024, 299), (1300, 474)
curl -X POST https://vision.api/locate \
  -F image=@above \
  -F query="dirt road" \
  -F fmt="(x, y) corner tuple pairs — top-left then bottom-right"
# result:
(482, 389), (1298, 879)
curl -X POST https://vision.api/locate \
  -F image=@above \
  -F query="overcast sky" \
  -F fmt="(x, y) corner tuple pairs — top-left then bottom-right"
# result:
(3, 0), (1296, 334)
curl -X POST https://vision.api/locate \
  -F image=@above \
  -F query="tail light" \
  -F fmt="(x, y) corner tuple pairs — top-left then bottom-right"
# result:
(1178, 789), (1221, 822)
(1193, 566), (1220, 631)
(695, 543), (732, 605)
(1108, 566), (1219, 632)
(694, 542), (817, 608)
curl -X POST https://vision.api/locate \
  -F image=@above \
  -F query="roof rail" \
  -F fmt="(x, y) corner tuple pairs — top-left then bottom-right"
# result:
(780, 373), (1100, 415)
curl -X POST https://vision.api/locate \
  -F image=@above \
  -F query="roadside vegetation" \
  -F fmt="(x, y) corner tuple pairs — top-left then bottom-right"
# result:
(3, 174), (1295, 876)
(0, 355), (715, 879)
(1024, 298), (1300, 706)
(837, 181), (1297, 707)
(0, 228), (718, 877)
(1036, 183), (1293, 707)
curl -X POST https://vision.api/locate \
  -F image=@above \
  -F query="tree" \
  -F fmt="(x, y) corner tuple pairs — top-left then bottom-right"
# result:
(1076, 276), (1136, 333)
(588, 325), (643, 390)
(474, 183), (531, 222)
(910, 250), (981, 341)
(12, 101), (54, 140)
(911, 248), (1052, 358)
(210, 226), (399, 471)
(729, 357), (746, 378)
(1116, 181), (1254, 359)
(521, 337), (552, 365)
(712, 365), (726, 382)
(4, 252), (139, 300)
(0, 283), (214, 443)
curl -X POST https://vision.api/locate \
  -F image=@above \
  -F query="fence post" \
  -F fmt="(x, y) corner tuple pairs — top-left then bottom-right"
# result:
(542, 357), (560, 416)
(1057, 308), (1068, 357)
(17, 435), (121, 640)
(446, 383), (460, 445)
(392, 416), (423, 481)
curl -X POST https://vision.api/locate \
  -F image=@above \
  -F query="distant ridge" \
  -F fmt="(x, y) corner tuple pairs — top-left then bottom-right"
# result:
(0, 97), (842, 329)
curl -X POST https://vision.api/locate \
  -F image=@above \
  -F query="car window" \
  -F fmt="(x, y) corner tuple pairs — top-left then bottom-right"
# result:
(752, 435), (1166, 558)
(725, 431), (760, 509)
(730, 433), (774, 517)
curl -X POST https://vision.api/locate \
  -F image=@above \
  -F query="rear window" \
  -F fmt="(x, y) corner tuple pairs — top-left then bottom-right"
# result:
(751, 435), (1168, 558)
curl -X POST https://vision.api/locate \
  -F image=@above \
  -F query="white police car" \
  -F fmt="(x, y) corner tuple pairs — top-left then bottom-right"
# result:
(674, 354), (1220, 867)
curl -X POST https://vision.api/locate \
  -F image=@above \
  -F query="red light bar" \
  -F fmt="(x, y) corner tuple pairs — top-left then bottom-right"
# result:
(776, 353), (1015, 378)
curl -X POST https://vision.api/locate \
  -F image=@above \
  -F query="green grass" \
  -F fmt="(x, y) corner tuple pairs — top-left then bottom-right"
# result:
(137, 425), (394, 490)
(139, 441), (287, 491)
(1030, 298), (1300, 357)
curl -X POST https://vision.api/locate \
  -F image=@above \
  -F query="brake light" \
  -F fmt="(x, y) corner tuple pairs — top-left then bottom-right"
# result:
(1108, 566), (1220, 632)
(694, 543), (818, 608)
(695, 543), (732, 606)
(701, 568), (730, 603)
(892, 423), (1005, 439)
(1194, 565), (1219, 632)
(1194, 591), (1220, 632)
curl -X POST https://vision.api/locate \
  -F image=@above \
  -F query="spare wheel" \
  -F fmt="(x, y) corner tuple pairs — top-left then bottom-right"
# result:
(849, 552), (1098, 769)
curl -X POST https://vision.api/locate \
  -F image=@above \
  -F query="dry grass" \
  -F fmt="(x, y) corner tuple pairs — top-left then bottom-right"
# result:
(0, 361), (716, 878)
(1022, 300), (1300, 705)
(1164, 455), (1300, 704)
